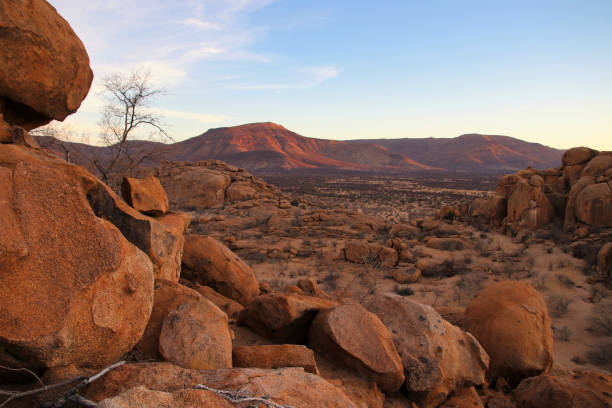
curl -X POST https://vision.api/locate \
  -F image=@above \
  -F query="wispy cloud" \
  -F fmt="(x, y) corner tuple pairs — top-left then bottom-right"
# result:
(233, 65), (341, 91)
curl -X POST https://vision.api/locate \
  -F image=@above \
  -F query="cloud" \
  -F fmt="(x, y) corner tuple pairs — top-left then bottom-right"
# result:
(233, 65), (341, 91)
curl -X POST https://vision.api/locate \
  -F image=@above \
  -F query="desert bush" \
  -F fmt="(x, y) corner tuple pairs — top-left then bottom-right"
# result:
(588, 302), (612, 336)
(453, 273), (486, 305)
(556, 274), (575, 288)
(394, 285), (414, 296)
(590, 285), (609, 304)
(586, 343), (612, 368)
(547, 295), (572, 318)
(553, 325), (572, 342)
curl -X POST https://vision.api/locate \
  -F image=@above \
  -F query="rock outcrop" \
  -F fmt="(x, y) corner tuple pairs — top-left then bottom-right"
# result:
(0, 145), (154, 375)
(232, 345), (319, 374)
(182, 234), (259, 305)
(0, 0), (93, 129)
(135, 280), (205, 359)
(365, 294), (489, 407)
(87, 178), (189, 283)
(121, 176), (169, 216)
(146, 160), (283, 209)
(514, 370), (612, 408)
(158, 300), (232, 370)
(98, 386), (234, 408)
(85, 363), (359, 408)
(465, 281), (553, 385)
(487, 148), (612, 233)
(238, 293), (337, 343)
(308, 304), (405, 392)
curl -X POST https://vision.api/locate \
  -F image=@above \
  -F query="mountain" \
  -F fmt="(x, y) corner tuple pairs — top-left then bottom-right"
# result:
(38, 122), (564, 174)
(351, 133), (564, 172)
(166, 122), (434, 171)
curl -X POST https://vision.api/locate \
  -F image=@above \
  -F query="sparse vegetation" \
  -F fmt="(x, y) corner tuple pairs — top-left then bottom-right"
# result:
(393, 285), (414, 296)
(547, 295), (572, 318)
(588, 302), (612, 336)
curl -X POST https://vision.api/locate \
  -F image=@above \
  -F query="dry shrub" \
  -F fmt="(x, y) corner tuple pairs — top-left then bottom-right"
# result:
(553, 325), (571, 342)
(547, 295), (572, 318)
(587, 342), (612, 368)
(588, 301), (612, 336)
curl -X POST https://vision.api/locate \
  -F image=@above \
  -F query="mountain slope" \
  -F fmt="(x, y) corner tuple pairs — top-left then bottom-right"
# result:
(353, 134), (563, 171)
(166, 122), (435, 171)
(38, 123), (564, 174)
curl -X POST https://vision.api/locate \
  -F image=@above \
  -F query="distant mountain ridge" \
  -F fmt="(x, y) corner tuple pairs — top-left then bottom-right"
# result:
(39, 122), (565, 174)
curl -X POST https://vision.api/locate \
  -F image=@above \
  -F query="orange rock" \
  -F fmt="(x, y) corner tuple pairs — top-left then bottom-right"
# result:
(158, 166), (230, 208)
(159, 300), (232, 370)
(232, 344), (319, 374)
(182, 234), (259, 305)
(135, 280), (203, 359)
(365, 294), (489, 407)
(438, 205), (460, 220)
(391, 267), (421, 284)
(225, 181), (258, 201)
(297, 278), (332, 299)
(514, 370), (612, 408)
(581, 154), (612, 178)
(506, 180), (554, 233)
(465, 281), (553, 386)
(0, 0), (93, 129)
(85, 363), (359, 408)
(439, 387), (484, 408)
(193, 284), (244, 320)
(88, 184), (188, 283)
(308, 304), (405, 392)
(339, 379), (385, 408)
(598, 242), (612, 278)
(564, 176), (595, 229)
(121, 176), (169, 216)
(345, 239), (373, 263)
(562, 147), (598, 166)
(97, 386), (234, 408)
(9, 126), (40, 148)
(488, 195), (508, 229)
(239, 293), (337, 343)
(575, 182), (612, 227)
(0, 145), (154, 374)
(377, 246), (399, 267)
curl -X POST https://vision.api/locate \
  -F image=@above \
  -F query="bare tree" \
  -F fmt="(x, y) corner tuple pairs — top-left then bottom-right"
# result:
(94, 69), (170, 181)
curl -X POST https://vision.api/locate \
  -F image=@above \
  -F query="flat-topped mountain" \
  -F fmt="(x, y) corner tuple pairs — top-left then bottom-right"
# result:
(166, 122), (433, 171)
(39, 122), (564, 173)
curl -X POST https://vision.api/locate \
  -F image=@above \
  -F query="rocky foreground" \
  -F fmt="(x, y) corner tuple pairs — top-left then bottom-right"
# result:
(1, 1), (611, 407)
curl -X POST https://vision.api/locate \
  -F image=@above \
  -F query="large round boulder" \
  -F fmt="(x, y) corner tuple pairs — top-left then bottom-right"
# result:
(0, 145), (154, 376)
(0, 0), (93, 129)
(514, 370), (612, 408)
(308, 304), (405, 392)
(575, 182), (612, 227)
(365, 294), (489, 407)
(182, 234), (259, 305)
(158, 300), (232, 370)
(465, 281), (553, 385)
(562, 147), (598, 167)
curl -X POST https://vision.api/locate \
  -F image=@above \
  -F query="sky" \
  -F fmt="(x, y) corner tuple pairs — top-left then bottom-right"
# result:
(48, 0), (612, 150)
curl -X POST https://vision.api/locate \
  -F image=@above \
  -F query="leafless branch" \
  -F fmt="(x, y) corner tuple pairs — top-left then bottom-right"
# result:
(0, 360), (125, 408)
(194, 384), (295, 408)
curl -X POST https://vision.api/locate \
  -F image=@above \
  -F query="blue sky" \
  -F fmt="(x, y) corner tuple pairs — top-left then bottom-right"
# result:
(49, 0), (611, 150)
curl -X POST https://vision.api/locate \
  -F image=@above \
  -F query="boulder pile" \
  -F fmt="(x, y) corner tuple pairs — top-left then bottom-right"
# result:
(488, 147), (612, 234)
